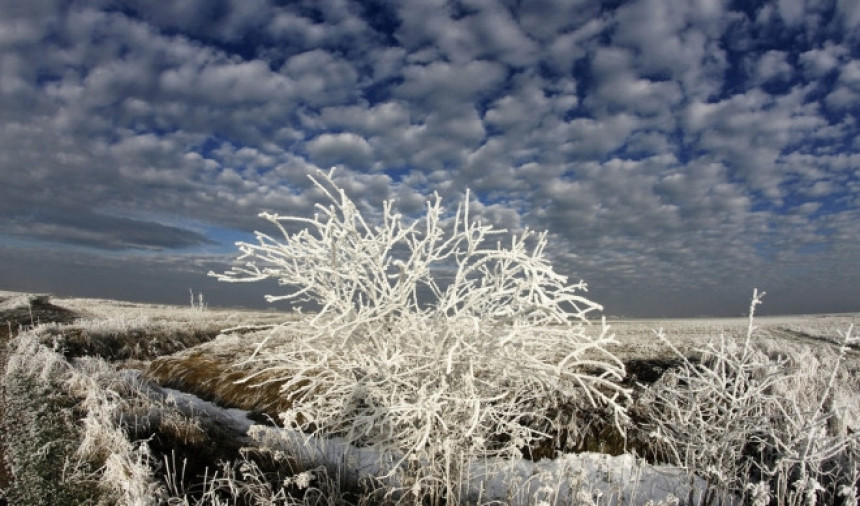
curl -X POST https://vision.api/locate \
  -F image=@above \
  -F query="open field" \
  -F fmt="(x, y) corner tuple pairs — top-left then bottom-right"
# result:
(1, 290), (858, 505)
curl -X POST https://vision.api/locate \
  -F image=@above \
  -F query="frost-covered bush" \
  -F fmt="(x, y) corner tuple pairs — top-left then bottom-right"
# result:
(639, 291), (859, 505)
(212, 169), (629, 502)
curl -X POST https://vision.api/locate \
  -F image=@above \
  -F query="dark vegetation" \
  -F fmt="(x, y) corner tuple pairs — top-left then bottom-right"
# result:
(46, 325), (222, 362)
(0, 294), (78, 340)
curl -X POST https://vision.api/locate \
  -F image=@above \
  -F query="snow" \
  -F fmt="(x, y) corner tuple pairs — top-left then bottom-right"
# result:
(160, 386), (256, 435)
(159, 387), (709, 505)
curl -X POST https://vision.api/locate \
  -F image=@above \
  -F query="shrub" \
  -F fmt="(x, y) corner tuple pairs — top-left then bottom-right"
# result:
(639, 290), (859, 505)
(212, 169), (629, 502)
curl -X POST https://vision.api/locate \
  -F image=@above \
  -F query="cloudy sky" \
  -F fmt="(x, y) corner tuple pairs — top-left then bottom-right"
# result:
(1, 0), (858, 317)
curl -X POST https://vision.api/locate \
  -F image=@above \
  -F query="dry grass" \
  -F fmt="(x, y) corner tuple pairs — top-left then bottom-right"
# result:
(0, 292), (83, 500)
(2, 326), (315, 505)
(0, 294), (328, 504)
(145, 333), (304, 423)
(148, 353), (293, 421)
(43, 323), (223, 362)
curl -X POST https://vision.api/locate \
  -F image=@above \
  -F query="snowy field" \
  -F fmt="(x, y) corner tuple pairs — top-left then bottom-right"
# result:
(1, 290), (858, 505)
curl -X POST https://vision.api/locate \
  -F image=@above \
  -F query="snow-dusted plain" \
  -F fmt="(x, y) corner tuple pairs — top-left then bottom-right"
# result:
(2, 289), (857, 504)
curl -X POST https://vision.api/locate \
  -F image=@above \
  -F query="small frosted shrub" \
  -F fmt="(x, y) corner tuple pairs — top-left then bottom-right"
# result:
(640, 291), (859, 505)
(212, 169), (628, 501)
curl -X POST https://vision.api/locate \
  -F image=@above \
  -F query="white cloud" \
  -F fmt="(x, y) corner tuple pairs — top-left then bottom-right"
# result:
(319, 101), (411, 136)
(776, 0), (805, 26)
(557, 114), (639, 159)
(515, 0), (602, 41)
(266, 10), (328, 47)
(545, 17), (605, 73)
(484, 77), (555, 133)
(611, 0), (730, 100)
(394, 0), (474, 62)
(798, 43), (847, 78)
(162, 58), (292, 104)
(119, 0), (272, 42)
(837, 59), (860, 86)
(587, 47), (683, 120)
(0, 15), (44, 47)
(396, 60), (506, 111)
(457, 0), (539, 67)
(460, 138), (521, 192)
(468, 198), (522, 230)
(280, 49), (359, 106)
(306, 132), (374, 169)
(750, 50), (794, 85)
(682, 86), (829, 199)
(824, 59), (860, 111)
(825, 86), (858, 111)
(408, 106), (487, 168)
(836, 0), (860, 32)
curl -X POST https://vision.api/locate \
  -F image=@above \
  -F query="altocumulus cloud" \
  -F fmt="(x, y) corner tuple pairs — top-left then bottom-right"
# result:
(0, 0), (858, 316)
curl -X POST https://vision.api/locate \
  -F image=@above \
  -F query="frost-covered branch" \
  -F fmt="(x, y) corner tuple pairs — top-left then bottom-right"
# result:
(210, 169), (602, 328)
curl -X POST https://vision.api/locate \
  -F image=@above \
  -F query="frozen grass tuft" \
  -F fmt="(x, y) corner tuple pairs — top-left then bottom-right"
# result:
(638, 291), (859, 505)
(1, 331), (105, 504)
(3, 290), (858, 504)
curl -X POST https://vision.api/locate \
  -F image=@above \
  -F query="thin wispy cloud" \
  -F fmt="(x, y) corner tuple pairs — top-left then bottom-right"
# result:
(0, 0), (857, 316)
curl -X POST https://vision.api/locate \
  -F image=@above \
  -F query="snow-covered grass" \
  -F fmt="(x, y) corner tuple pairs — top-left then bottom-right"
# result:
(636, 292), (859, 505)
(244, 421), (706, 505)
(57, 293), (296, 333)
(2, 292), (296, 365)
(1, 330), (103, 505)
(1, 327), (328, 505)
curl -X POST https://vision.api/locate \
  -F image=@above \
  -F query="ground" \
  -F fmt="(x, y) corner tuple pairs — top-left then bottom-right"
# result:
(1, 290), (857, 504)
